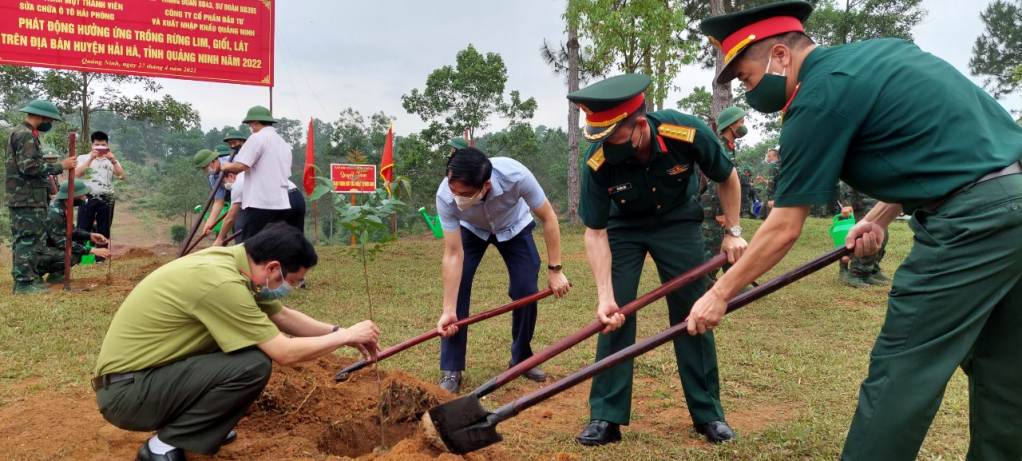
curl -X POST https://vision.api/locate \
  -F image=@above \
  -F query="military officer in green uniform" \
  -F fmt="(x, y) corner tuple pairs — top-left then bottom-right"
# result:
(38, 179), (111, 284)
(569, 74), (747, 446)
(692, 2), (1022, 460)
(837, 182), (890, 288)
(702, 106), (750, 280)
(41, 148), (62, 199)
(741, 165), (758, 216)
(4, 99), (76, 294)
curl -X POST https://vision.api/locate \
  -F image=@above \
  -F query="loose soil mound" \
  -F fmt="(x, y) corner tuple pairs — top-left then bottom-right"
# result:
(118, 247), (158, 261)
(0, 355), (513, 460)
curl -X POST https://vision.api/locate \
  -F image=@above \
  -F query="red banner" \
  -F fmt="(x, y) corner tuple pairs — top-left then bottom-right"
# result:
(0, 0), (274, 86)
(331, 164), (377, 194)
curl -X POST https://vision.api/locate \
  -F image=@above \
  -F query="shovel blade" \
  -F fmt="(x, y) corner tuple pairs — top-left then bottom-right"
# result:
(426, 395), (503, 454)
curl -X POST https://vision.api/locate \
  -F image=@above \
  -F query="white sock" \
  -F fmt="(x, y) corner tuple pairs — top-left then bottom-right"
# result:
(148, 435), (177, 455)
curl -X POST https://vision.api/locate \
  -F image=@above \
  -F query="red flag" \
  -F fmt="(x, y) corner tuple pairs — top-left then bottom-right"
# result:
(380, 122), (394, 195)
(303, 118), (315, 196)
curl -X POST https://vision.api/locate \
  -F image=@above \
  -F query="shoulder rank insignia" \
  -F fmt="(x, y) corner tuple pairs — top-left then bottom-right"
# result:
(586, 147), (605, 171)
(666, 164), (689, 175)
(658, 123), (696, 144)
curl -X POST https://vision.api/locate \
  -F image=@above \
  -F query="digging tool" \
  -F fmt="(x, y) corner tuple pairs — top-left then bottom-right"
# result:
(334, 287), (559, 382)
(461, 253), (727, 399)
(425, 246), (852, 454)
(176, 151), (238, 257)
(183, 210), (229, 256)
(63, 132), (76, 292)
(223, 229), (242, 246)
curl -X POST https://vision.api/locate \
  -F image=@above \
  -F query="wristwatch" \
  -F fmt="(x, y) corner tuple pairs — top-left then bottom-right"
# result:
(727, 226), (742, 238)
(547, 264), (563, 272)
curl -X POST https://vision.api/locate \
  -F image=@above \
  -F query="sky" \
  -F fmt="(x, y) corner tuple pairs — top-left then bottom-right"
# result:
(139, 0), (1021, 140)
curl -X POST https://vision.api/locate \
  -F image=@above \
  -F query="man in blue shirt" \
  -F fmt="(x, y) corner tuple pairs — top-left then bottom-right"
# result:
(434, 147), (571, 394)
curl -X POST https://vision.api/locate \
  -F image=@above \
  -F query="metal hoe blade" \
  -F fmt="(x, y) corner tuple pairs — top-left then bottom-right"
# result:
(426, 395), (502, 454)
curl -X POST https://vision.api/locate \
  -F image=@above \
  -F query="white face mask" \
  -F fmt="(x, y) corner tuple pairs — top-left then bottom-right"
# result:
(224, 182), (233, 191)
(453, 187), (485, 211)
(204, 165), (216, 175)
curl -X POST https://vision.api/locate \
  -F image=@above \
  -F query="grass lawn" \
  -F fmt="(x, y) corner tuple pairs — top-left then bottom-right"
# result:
(0, 217), (971, 460)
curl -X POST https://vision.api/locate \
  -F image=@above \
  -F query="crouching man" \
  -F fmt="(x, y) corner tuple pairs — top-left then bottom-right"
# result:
(93, 223), (381, 461)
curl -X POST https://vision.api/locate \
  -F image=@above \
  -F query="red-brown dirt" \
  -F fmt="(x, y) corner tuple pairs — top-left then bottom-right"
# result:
(0, 356), (516, 461)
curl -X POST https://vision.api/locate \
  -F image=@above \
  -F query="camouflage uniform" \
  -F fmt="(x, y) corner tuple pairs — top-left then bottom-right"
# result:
(700, 136), (736, 278)
(762, 160), (781, 219)
(737, 168), (754, 218)
(38, 198), (91, 280)
(4, 121), (63, 288)
(838, 182), (890, 286)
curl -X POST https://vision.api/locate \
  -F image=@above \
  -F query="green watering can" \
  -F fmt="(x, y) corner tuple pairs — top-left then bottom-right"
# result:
(194, 205), (229, 234)
(829, 214), (855, 248)
(419, 207), (443, 239)
(80, 241), (96, 265)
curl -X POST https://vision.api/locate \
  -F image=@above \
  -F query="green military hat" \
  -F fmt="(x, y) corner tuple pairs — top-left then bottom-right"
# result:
(741, 164), (753, 172)
(193, 149), (218, 169)
(223, 129), (248, 142)
(716, 106), (748, 133)
(700, 1), (814, 84)
(213, 144), (232, 156)
(242, 105), (276, 124)
(449, 137), (469, 150)
(567, 74), (651, 143)
(56, 179), (90, 200)
(20, 99), (63, 121)
(42, 147), (61, 160)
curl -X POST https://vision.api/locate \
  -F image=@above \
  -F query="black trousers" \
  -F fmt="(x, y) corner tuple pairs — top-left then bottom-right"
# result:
(286, 188), (306, 234)
(239, 207), (289, 241)
(96, 349), (272, 455)
(77, 196), (111, 259)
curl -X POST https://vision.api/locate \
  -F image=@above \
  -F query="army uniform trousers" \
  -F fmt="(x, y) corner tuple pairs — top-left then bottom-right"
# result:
(589, 215), (725, 426)
(842, 174), (1022, 461)
(8, 206), (48, 285)
(96, 348), (272, 455)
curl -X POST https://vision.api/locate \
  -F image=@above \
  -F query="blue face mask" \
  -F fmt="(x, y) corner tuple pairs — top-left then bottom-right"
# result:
(255, 265), (293, 300)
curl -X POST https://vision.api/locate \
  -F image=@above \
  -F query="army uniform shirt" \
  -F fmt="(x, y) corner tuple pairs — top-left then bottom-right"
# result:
(4, 121), (62, 207)
(580, 110), (734, 229)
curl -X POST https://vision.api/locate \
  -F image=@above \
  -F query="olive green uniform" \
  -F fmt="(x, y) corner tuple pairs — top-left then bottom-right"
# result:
(700, 136), (736, 276)
(762, 160), (781, 219)
(4, 121), (63, 288)
(580, 110), (734, 426)
(94, 245), (281, 455)
(775, 39), (1022, 460)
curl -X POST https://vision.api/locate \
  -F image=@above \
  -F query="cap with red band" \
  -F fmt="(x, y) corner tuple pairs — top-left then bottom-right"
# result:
(567, 74), (652, 143)
(699, 0), (814, 85)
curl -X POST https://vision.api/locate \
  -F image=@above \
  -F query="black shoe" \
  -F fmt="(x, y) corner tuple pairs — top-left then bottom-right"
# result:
(224, 430), (237, 445)
(577, 419), (621, 446)
(509, 361), (547, 382)
(695, 420), (736, 443)
(438, 371), (461, 394)
(136, 442), (187, 461)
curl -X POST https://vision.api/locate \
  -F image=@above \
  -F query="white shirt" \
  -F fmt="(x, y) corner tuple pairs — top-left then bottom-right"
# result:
(230, 172), (245, 205)
(76, 154), (116, 194)
(234, 126), (292, 210)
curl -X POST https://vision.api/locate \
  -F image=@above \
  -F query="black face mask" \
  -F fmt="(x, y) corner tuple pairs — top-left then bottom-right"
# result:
(73, 199), (84, 207)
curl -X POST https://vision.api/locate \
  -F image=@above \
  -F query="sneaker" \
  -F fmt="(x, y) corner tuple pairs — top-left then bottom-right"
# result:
(438, 371), (461, 394)
(839, 271), (870, 288)
(13, 282), (50, 295)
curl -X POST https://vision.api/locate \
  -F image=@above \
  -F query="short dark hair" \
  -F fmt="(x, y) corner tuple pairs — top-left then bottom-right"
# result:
(446, 147), (492, 189)
(91, 131), (109, 143)
(744, 32), (815, 61)
(245, 222), (317, 273)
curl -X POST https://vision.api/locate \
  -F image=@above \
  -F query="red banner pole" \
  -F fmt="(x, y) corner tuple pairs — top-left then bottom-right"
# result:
(350, 194), (356, 246)
(63, 132), (76, 292)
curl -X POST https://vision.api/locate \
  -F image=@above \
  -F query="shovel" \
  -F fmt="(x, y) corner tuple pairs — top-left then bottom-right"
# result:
(334, 287), (559, 382)
(460, 253), (726, 400)
(425, 246), (851, 454)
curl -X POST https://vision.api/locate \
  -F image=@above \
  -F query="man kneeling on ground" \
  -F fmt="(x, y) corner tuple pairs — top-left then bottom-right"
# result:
(93, 223), (381, 461)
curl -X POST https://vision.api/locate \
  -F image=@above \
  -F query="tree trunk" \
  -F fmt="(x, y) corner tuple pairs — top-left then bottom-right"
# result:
(709, 0), (732, 131)
(566, 21), (582, 226)
(80, 72), (90, 151)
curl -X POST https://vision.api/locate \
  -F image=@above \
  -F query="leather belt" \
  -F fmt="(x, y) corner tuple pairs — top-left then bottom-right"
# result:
(922, 161), (1022, 213)
(91, 372), (134, 391)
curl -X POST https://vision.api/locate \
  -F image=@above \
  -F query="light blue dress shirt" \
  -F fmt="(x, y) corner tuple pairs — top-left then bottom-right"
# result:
(435, 157), (548, 242)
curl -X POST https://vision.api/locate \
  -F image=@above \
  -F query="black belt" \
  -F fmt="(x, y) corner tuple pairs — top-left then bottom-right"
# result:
(91, 372), (134, 391)
(922, 161), (1022, 213)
